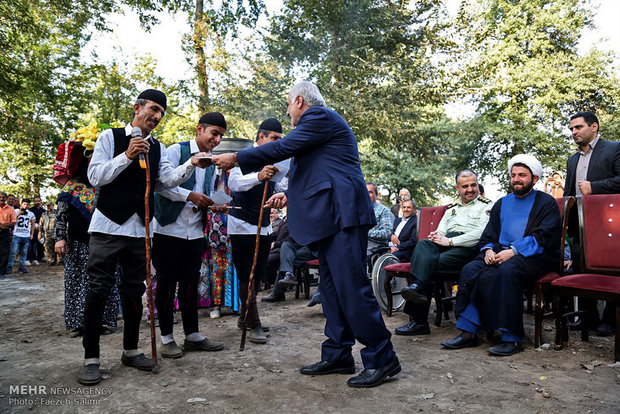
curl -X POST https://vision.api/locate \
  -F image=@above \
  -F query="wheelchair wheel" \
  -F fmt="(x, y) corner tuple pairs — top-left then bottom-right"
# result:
(371, 253), (407, 313)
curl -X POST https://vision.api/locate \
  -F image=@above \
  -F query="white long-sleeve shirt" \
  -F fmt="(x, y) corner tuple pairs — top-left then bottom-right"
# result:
(88, 123), (196, 237)
(153, 139), (217, 240)
(227, 167), (288, 236)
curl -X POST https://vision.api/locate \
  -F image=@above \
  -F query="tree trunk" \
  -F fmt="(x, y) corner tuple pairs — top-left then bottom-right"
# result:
(194, 0), (209, 112)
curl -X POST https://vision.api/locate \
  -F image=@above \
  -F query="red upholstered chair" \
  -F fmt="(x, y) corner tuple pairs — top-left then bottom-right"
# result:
(295, 259), (320, 299)
(384, 205), (451, 322)
(531, 196), (575, 347)
(551, 195), (620, 361)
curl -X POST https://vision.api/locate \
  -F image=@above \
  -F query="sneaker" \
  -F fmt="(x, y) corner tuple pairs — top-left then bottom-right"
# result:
(210, 309), (221, 319)
(33, 260), (40, 266)
(277, 272), (298, 288)
(24, 260), (32, 266)
(161, 341), (184, 358)
(248, 326), (267, 344)
(18, 267), (28, 274)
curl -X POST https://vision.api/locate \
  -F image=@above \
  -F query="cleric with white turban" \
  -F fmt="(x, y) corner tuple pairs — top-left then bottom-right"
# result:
(508, 154), (543, 179)
(440, 153), (561, 357)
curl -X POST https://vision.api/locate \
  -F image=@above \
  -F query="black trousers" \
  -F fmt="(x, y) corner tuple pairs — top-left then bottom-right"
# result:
(230, 234), (270, 328)
(152, 234), (203, 337)
(83, 233), (148, 359)
(0, 229), (10, 274)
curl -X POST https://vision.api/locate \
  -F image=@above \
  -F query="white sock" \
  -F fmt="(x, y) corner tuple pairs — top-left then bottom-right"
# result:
(123, 349), (140, 357)
(84, 358), (99, 366)
(186, 332), (204, 342)
(161, 334), (175, 345)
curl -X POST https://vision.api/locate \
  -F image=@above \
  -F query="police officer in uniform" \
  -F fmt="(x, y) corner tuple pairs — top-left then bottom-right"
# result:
(396, 170), (493, 335)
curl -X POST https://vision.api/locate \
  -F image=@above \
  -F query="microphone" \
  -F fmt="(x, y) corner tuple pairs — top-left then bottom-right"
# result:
(131, 127), (147, 169)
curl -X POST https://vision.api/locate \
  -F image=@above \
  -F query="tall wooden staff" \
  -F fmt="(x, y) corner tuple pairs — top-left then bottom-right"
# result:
(142, 155), (159, 373)
(240, 180), (270, 351)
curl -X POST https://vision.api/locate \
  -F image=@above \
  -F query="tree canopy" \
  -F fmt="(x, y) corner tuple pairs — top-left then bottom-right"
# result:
(1, 0), (618, 203)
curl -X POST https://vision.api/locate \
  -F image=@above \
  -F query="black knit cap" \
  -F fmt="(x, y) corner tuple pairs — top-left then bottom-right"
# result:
(199, 112), (227, 130)
(137, 89), (167, 111)
(259, 118), (282, 134)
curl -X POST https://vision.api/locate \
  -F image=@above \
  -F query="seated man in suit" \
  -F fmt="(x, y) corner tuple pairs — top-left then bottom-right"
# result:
(441, 155), (560, 356)
(389, 199), (417, 261)
(396, 170), (492, 336)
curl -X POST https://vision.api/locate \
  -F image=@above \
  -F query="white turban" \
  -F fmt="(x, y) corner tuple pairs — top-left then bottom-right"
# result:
(508, 154), (543, 178)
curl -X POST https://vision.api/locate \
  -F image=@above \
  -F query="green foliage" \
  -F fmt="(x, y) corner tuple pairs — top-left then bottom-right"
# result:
(449, 0), (620, 185)
(0, 0), (118, 196)
(267, 0), (454, 202)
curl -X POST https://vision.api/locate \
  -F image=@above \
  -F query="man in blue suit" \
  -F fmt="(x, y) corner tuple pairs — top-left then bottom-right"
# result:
(213, 81), (400, 388)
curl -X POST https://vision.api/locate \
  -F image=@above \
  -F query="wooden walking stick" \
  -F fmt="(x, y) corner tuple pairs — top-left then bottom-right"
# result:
(240, 179), (270, 351)
(142, 155), (159, 373)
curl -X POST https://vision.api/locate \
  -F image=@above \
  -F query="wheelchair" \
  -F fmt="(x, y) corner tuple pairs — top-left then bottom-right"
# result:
(370, 251), (408, 314)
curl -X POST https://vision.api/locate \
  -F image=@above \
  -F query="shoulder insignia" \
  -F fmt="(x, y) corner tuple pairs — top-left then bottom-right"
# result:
(478, 197), (492, 204)
(445, 203), (457, 209)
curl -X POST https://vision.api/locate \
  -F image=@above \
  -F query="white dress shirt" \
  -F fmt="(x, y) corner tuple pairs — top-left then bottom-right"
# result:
(88, 124), (197, 237)
(227, 167), (288, 236)
(153, 139), (217, 240)
(389, 216), (410, 247)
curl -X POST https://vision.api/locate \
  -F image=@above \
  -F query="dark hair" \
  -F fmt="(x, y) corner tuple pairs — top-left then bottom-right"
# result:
(511, 162), (533, 178)
(366, 182), (377, 194)
(455, 169), (477, 184)
(256, 129), (276, 142)
(570, 111), (598, 126)
(401, 198), (417, 209)
(22, 198), (31, 204)
(478, 184), (485, 194)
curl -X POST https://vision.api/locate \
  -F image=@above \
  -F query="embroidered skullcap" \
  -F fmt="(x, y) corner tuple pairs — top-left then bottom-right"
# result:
(508, 154), (543, 178)
(137, 89), (167, 111)
(199, 112), (227, 130)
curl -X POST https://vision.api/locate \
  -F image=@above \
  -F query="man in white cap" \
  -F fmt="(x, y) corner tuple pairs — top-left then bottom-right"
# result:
(440, 154), (561, 356)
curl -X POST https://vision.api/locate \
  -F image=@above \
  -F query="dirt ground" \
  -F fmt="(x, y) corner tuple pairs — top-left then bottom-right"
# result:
(0, 265), (618, 414)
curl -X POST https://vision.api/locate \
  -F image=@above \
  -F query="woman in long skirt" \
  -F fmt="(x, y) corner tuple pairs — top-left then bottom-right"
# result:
(54, 175), (120, 336)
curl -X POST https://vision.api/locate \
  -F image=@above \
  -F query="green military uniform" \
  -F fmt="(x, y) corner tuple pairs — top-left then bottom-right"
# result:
(410, 195), (493, 286)
(435, 196), (494, 247)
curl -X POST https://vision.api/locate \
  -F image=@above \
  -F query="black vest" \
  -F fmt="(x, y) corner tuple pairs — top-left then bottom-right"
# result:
(96, 128), (161, 225)
(229, 176), (275, 227)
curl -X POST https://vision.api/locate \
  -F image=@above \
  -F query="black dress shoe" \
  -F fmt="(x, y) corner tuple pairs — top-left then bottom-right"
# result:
(440, 331), (479, 349)
(487, 341), (523, 356)
(121, 353), (153, 371)
(346, 357), (401, 388)
(596, 323), (614, 337)
(261, 291), (285, 303)
(300, 357), (355, 375)
(400, 283), (428, 304)
(395, 320), (430, 336)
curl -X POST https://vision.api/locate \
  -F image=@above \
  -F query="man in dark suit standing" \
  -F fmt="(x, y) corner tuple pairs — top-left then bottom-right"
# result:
(564, 111), (620, 196)
(389, 198), (417, 261)
(213, 81), (400, 388)
(564, 111), (620, 336)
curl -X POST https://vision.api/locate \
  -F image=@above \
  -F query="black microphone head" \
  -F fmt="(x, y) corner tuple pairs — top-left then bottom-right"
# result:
(131, 126), (142, 138)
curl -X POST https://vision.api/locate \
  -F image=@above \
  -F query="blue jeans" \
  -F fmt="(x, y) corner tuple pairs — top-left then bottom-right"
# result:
(8, 236), (30, 269)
